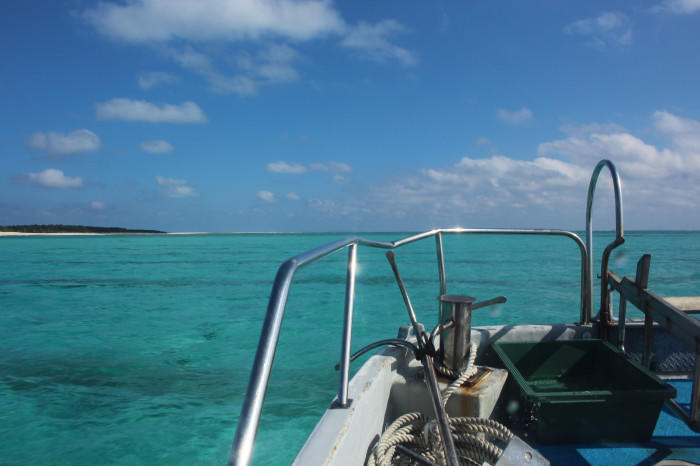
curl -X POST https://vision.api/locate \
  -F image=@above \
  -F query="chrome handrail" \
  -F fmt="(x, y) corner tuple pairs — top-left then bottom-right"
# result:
(229, 228), (588, 466)
(585, 159), (624, 326)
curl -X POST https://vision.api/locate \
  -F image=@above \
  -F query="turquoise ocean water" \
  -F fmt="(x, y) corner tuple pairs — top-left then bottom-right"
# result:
(1, 231), (698, 464)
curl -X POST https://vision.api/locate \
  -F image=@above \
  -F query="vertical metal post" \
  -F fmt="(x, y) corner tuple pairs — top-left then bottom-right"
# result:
(337, 243), (357, 408)
(617, 296), (627, 352)
(435, 232), (446, 296)
(437, 295), (475, 373)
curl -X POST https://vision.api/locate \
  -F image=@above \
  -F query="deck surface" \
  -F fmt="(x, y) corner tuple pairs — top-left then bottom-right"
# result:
(536, 380), (700, 465)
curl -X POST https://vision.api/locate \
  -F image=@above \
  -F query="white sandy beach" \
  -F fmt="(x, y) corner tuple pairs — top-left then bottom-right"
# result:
(0, 232), (104, 236)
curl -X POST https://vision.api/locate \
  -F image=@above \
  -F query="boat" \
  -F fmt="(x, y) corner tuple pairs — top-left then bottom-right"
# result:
(229, 160), (700, 465)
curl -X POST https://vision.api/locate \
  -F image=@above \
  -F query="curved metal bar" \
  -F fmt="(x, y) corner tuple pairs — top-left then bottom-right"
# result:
(229, 237), (391, 466)
(229, 228), (588, 465)
(585, 160), (625, 327)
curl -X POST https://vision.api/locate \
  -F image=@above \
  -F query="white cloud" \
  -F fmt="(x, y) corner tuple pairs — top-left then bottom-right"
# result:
(266, 160), (353, 175)
(138, 71), (179, 89)
(96, 98), (206, 123)
(26, 129), (101, 154)
(26, 169), (84, 189)
(266, 161), (308, 174)
(341, 20), (417, 66)
(91, 201), (106, 210)
(536, 116), (700, 179)
(333, 175), (350, 184)
(330, 162), (352, 173)
(167, 47), (257, 96)
(286, 192), (300, 200)
(361, 155), (589, 227)
(497, 107), (533, 125)
(564, 11), (632, 50)
(653, 0), (700, 14)
(83, 0), (344, 43)
(166, 44), (301, 96)
(156, 175), (198, 197)
(237, 43), (300, 83)
(309, 161), (353, 173)
(84, 1), (416, 99)
(141, 140), (174, 153)
(652, 110), (700, 153)
(257, 190), (276, 202)
(329, 111), (700, 229)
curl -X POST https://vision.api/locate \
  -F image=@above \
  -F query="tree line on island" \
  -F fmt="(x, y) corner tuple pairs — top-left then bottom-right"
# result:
(0, 224), (165, 234)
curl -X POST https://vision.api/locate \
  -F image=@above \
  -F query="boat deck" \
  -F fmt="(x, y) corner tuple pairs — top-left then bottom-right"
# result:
(537, 379), (700, 465)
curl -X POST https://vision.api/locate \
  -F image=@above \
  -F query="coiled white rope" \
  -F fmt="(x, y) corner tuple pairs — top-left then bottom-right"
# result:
(368, 343), (513, 466)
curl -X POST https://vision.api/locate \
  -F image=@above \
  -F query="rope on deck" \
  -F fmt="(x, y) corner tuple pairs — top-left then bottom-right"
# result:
(368, 343), (513, 466)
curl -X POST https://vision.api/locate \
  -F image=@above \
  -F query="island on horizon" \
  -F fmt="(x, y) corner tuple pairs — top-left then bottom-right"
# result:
(0, 224), (166, 234)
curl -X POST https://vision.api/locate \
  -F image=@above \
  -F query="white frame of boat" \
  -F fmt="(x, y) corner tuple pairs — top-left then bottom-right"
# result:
(228, 160), (698, 465)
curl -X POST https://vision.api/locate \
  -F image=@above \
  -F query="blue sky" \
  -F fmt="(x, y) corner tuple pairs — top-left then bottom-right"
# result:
(2, 1), (699, 232)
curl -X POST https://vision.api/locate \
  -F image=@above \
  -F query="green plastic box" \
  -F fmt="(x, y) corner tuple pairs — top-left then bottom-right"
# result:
(492, 339), (676, 443)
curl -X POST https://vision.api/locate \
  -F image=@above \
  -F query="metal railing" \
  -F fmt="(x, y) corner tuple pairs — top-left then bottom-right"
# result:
(585, 159), (625, 328)
(228, 228), (588, 466)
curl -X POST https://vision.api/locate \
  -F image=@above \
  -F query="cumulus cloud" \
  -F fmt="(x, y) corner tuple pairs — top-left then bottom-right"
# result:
(156, 175), (198, 197)
(26, 169), (84, 188)
(335, 111), (700, 229)
(167, 44), (300, 96)
(138, 71), (179, 89)
(83, 0), (344, 42)
(358, 155), (588, 228)
(141, 140), (174, 153)
(652, 110), (700, 153)
(91, 201), (106, 210)
(236, 43), (300, 83)
(266, 161), (308, 174)
(564, 11), (632, 50)
(266, 160), (353, 175)
(286, 192), (300, 200)
(257, 190), (276, 202)
(309, 162), (353, 173)
(497, 107), (533, 125)
(341, 20), (417, 66)
(83, 1), (416, 99)
(536, 116), (700, 179)
(96, 98), (206, 123)
(653, 0), (700, 14)
(26, 129), (101, 155)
